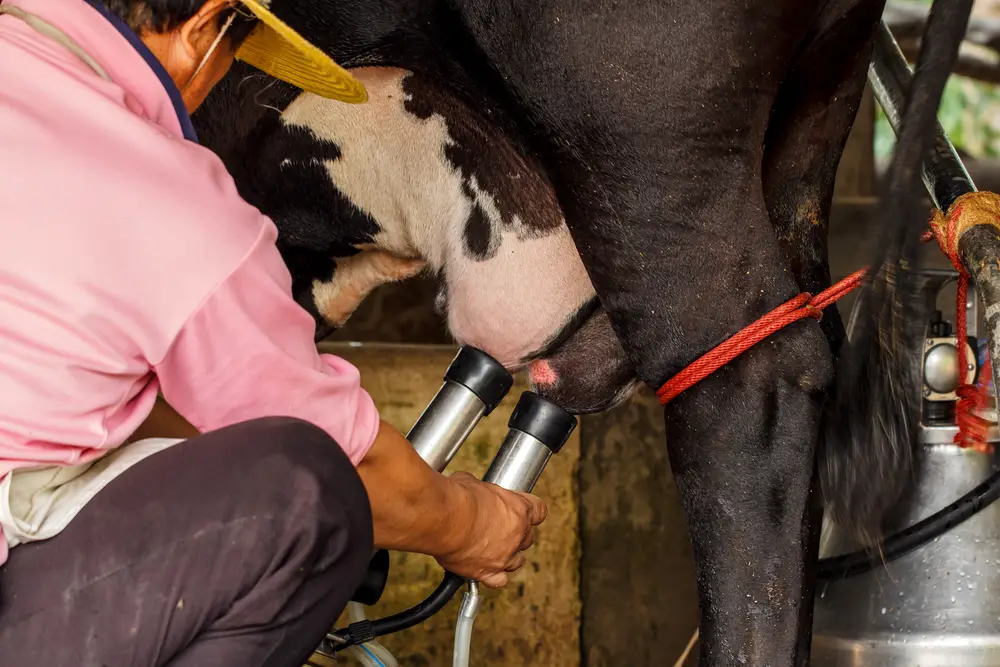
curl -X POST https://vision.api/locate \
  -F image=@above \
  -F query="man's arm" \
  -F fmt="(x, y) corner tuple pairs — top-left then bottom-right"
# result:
(357, 419), (546, 586)
(154, 227), (380, 463)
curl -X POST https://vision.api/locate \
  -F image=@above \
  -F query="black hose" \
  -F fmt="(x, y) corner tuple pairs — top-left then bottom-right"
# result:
(325, 572), (465, 651)
(817, 467), (1000, 580)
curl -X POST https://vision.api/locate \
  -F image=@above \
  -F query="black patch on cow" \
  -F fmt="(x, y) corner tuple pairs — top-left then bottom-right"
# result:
(768, 483), (787, 527)
(464, 200), (493, 259)
(400, 72), (564, 261)
(198, 68), (380, 252)
(456, 180), (491, 259)
(281, 245), (338, 341)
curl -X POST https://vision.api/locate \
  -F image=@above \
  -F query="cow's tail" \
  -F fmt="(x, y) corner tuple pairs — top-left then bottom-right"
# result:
(820, 0), (972, 545)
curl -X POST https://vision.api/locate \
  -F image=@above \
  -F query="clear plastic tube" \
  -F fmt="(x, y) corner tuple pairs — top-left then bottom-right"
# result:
(345, 644), (388, 667)
(452, 583), (481, 667)
(345, 602), (399, 667)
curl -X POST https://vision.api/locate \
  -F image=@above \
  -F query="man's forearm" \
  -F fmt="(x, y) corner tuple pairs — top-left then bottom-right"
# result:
(131, 400), (469, 557)
(354, 420), (468, 558)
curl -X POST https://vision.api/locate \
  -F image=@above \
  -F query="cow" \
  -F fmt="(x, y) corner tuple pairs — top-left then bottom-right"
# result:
(191, 0), (969, 664)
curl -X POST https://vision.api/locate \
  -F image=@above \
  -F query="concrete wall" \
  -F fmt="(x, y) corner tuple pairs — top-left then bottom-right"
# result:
(577, 387), (699, 666)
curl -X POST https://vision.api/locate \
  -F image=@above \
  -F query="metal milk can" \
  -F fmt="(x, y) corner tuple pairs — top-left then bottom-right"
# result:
(812, 433), (1000, 666)
(813, 274), (1000, 666)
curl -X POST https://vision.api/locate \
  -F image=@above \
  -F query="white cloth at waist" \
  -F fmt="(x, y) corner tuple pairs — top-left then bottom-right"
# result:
(1, 437), (184, 551)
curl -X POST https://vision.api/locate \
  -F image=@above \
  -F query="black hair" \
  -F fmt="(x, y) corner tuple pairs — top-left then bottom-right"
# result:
(99, 0), (257, 43)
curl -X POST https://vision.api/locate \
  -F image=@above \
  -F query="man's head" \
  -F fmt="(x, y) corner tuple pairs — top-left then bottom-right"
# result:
(103, 0), (254, 111)
(101, 0), (368, 112)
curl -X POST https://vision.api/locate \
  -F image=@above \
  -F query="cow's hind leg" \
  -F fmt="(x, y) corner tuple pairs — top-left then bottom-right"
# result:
(751, 0), (886, 659)
(665, 314), (831, 665)
(763, 0), (885, 361)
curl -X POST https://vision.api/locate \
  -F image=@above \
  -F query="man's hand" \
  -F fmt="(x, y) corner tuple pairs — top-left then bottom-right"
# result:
(355, 420), (549, 588)
(434, 472), (548, 588)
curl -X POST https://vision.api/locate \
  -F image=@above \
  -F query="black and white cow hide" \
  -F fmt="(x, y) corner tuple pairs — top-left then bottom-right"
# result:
(196, 63), (638, 414)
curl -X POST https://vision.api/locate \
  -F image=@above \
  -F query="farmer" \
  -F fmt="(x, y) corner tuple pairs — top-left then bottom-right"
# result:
(0, 0), (547, 664)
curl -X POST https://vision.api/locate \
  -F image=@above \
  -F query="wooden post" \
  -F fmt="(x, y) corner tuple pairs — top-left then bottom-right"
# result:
(577, 389), (700, 667)
(834, 84), (877, 204)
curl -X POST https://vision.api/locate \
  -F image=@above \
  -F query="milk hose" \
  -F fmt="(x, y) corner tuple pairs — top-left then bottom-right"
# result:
(452, 582), (481, 667)
(817, 468), (1000, 580)
(344, 602), (399, 667)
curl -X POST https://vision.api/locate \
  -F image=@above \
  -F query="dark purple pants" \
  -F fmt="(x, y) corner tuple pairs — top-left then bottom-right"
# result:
(0, 417), (373, 667)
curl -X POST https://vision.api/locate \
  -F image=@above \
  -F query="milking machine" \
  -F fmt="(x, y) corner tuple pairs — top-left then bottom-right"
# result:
(811, 17), (1000, 666)
(813, 267), (1000, 665)
(308, 346), (577, 667)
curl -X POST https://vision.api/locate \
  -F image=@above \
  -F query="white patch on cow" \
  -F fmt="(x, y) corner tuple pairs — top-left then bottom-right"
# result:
(312, 250), (425, 327)
(280, 66), (597, 367)
(280, 69), (466, 269)
(443, 221), (595, 367)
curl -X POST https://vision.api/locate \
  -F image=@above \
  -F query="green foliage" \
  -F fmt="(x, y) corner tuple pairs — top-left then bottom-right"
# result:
(875, 74), (1000, 160)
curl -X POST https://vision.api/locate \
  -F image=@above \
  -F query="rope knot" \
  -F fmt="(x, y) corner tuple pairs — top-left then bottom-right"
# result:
(928, 191), (1000, 274)
(803, 303), (824, 321)
(924, 191), (1000, 454)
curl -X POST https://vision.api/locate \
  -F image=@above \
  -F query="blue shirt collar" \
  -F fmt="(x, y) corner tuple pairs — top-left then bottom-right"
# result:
(81, 0), (199, 143)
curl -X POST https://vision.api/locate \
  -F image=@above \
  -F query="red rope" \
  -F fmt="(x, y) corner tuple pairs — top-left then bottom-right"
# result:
(655, 269), (866, 405)
(656, 212), (994, 453)
(932, 203), (994, 453)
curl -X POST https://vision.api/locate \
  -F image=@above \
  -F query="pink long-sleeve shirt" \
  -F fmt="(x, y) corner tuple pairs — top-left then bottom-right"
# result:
(0, 0), (381, 566)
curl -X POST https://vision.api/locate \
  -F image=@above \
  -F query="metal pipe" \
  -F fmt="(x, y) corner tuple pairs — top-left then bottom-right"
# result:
(408, 380), (487, 470)
(482, 391), (577, 493)
(869, 19), (976, 211)
(408, 347), (513, 472)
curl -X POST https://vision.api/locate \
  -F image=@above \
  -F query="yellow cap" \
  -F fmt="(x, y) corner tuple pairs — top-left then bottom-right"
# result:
(234, 0), (367, 103)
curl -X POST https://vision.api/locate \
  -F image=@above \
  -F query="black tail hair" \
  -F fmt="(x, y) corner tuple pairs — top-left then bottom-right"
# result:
(820, 0), (973, 545)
